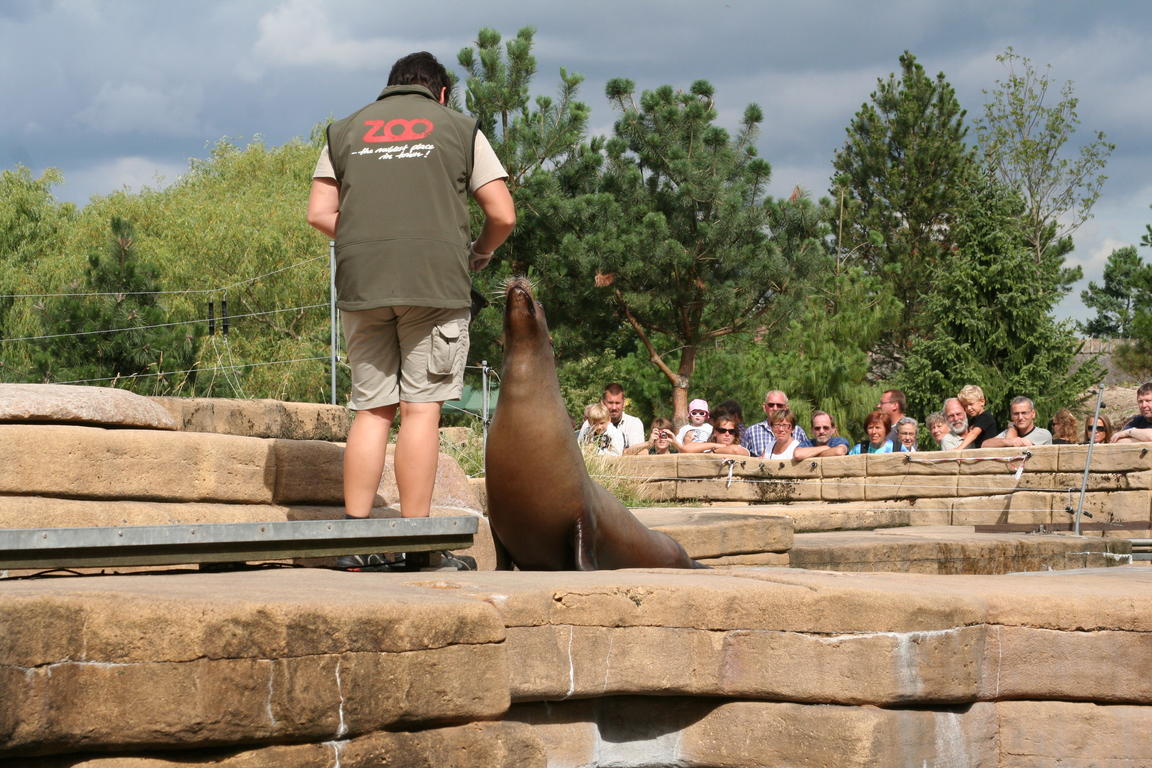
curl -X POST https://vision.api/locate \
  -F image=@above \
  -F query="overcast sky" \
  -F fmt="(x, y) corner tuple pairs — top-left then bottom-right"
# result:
(3, 0), (1149, 322)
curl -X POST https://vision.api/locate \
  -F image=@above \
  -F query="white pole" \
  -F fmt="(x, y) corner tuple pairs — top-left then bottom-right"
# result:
(329, 241), (337, 406)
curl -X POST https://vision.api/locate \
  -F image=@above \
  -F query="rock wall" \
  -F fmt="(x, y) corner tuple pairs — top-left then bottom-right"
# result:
(620, 446), (1152, 536)
(2, 568), (1149, 766)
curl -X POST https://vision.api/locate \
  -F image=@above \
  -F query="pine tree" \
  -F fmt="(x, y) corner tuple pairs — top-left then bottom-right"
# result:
(831, 51), (976, 347)
(1080, 246), (1147, 338)
(31, 216), (201, 393)
(897, 176), (1103, 424)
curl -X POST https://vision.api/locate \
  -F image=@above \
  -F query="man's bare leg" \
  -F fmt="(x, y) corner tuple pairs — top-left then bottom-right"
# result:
(343, 404), (397, 518)
(393, 400), (443, 518)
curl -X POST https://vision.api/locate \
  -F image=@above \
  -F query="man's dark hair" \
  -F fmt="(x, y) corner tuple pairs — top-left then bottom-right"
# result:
(603, 383), (625, 398)
(388, 52), (452, 101)
(1138, 382), (1152, 397)
(884, 389), (907, 412)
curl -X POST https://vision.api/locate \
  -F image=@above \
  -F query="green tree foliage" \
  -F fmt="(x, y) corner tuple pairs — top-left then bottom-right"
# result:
(455, 26), (620, 388)
(1079, 245), (1147, 338)
(0, 167), (75, 378)
(1114, 209), (1152, 379)
(27, 216), (201, 393)
(831, 51), (976, 344)
(561, 78), (819, 423)
(976, 47), (1115, 276)
(897, 175), (1103, 424)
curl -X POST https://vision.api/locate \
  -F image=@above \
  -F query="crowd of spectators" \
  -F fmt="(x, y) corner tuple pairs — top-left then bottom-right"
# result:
(576, 381), (1152, 459)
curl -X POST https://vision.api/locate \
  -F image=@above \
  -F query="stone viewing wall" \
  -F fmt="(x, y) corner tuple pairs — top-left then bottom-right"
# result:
(619, 446), (1152, 537)
(2, 387), (1149, 765)
(1, 567), (1149, 766)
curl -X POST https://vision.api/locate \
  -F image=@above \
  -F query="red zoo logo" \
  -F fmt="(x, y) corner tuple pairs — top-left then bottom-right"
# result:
(362, 118), (435, 142)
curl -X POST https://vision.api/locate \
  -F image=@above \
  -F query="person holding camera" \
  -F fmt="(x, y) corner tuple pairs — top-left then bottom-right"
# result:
(625, 417), (684, 455)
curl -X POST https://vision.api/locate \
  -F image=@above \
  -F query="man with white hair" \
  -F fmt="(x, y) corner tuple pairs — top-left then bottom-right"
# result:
(741, 389), (809, 458)
(942, 398), (968, 451)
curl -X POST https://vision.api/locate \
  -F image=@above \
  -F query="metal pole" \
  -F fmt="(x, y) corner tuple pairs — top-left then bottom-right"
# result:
(480, 360), (490, 450)
(329, 240), (337, 406)
(1074, 386), (1106, 535)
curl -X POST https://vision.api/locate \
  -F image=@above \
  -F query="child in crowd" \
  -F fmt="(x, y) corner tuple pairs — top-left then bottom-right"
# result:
(626, 417), (683, 455)
(581, 402), (624, 456)
(957, 384), (998, 450)
(676, 398), (713, 444)
(926, 411), (949, 449)
(896, 417), (918, 452)
(849, 410), (894, 455)
(1050, 409), (1079, 444)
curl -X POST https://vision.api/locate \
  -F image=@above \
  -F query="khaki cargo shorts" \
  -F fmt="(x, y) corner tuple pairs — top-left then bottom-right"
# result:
(341, 305), (470, 410)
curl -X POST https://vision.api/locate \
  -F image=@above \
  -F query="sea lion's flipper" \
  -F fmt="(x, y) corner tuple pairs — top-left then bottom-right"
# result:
(573, 513), (598, 571)
(492, 531), (516, 571)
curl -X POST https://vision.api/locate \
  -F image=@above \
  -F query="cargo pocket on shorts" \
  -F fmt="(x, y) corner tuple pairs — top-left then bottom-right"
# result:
(429, 318), (466, 377)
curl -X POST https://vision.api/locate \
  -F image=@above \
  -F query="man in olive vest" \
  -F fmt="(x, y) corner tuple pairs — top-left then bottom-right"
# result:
(307, 52), (515, 571)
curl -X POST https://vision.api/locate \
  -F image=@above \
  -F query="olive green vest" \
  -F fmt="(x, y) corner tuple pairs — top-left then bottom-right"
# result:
(327, 84), (477, 310)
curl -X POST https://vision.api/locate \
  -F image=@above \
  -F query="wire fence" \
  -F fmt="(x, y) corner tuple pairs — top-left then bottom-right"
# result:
(0, 246), (502, 417)
(0, 250), (339, 401)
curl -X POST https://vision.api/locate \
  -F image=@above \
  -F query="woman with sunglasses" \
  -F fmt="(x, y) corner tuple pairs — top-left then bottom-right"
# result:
(680, 413), (750, 455)
(1083, 413), (1113, 444)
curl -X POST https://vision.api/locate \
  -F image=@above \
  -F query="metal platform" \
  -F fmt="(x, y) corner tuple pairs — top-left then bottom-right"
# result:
(0, 517), (478, 570)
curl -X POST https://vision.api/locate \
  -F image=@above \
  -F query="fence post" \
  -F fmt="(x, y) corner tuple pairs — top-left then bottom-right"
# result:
(329, 241), (337, 406)
(1074, 385), (1106, 535)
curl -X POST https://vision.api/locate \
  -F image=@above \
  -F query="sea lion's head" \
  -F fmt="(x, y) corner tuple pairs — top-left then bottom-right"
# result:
(503, 277), (550, 341)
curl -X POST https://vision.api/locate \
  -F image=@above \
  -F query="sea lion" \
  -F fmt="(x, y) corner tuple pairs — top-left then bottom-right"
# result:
(485, 277), (701, 570)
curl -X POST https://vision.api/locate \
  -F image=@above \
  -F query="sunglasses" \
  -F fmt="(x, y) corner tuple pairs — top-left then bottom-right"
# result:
(714, 426), (738, 435)
(812, 425), (832, 431)
(690, 410), (708, 416)
(765, 402), (787, 408)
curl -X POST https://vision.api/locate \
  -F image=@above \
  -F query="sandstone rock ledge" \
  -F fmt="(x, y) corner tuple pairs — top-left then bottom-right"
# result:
(1, 567), (1149, 766)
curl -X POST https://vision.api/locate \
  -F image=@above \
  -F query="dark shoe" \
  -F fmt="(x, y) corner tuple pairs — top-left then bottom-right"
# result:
(336, 553), (403, 572)
(404, 550), (477, 572)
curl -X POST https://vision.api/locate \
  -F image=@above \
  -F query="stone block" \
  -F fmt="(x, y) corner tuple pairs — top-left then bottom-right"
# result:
(0, 384), (177, 430)
(747, 455), (823, 481)
(272, 440), (479, 512)
(513, 698), (999, 768)
(820, 477), (868, 502)
(905, 500), (953, 526)
(675, 454), (748, 479)
(996, 701), (1152, 766)
(697, 552), (790, 567)
(864, 473), (957, 500)
(817, 453), (867, 477)
(0, 425), (276, 504)
(720, 624), (988, 704)
(950, 493), (1054, 526)
(1057, 442), (1152, 473)
(957, 473), (1027, 497)
(955, 447), (1050, 474)
(636, 480), (677, 502)
(867, 452), (959, 476)
(1126, 469), (1152, 489)
(619, 453), (679, 480)
(1077, 490), (1150, 527)
(679, 476), (807, 504)
(1015, 471), (1128, 493)
(985, 626), (1152, 703)
(785, 503), (910, 532)
(634, 508), (793, 557)
(0, 570), (509, 754)
(150, 397), (352, 441)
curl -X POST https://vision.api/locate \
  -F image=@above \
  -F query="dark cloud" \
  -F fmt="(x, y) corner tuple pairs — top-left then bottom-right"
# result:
(1, 0), (1149, 320)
